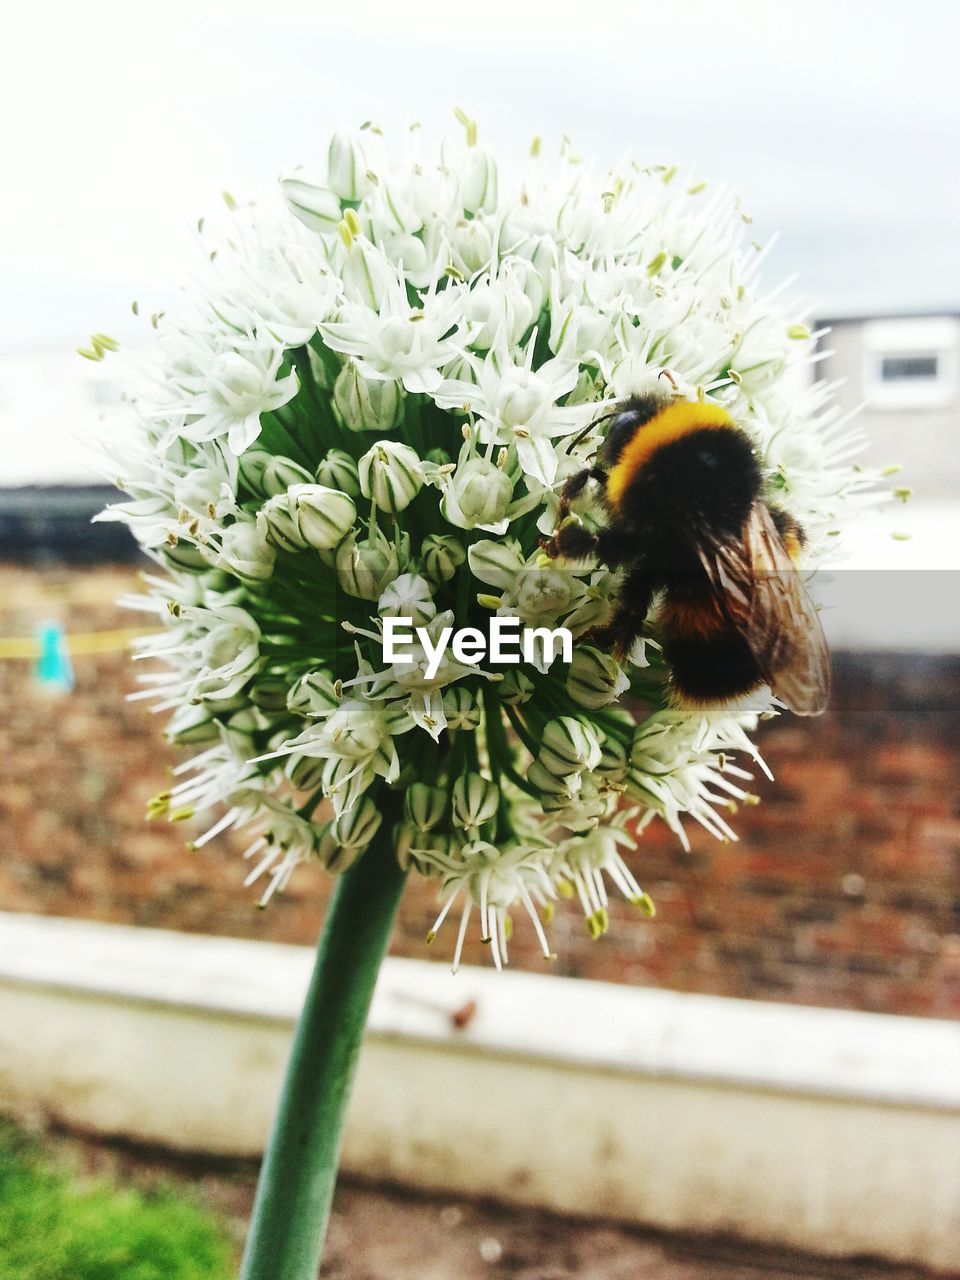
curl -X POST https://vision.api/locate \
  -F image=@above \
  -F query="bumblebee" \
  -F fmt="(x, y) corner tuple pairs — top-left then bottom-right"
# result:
(542, 389), (830, 715)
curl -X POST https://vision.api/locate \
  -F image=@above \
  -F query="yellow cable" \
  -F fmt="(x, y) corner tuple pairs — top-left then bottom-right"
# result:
(0, 627), (151, 659)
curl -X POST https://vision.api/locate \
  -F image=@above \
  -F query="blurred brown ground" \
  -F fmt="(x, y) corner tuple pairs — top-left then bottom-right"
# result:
(2, 563), (960, 1017)
(46, 1127), (946, 1280)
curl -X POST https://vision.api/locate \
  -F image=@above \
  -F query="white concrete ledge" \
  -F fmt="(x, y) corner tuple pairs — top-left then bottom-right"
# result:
(1, 912), (959, 1269)
(3, 911), (958, 1110)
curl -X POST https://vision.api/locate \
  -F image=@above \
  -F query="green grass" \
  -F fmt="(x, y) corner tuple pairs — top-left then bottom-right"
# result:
(0, 1121), (235, 1280)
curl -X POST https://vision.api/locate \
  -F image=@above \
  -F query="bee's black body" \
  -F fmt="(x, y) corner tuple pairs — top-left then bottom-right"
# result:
(544, 392), (829, 715)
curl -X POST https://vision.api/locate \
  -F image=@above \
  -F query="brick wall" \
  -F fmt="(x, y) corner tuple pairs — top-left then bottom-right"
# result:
(2, 564), (958, 1018)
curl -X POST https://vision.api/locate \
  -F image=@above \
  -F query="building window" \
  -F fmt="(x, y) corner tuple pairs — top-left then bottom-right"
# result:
(862, 318), (959, 410)
(880, 354), (939, 382)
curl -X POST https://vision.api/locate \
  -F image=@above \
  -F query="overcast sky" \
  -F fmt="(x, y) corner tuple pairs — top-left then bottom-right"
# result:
(2, 0), (958, 353)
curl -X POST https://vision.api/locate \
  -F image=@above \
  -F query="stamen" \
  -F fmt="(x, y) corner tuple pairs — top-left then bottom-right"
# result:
(190, 807), (239, 849)
(245, 845), (280, 887)
(520, 887), (554, 960)
(452, 900), (472, 975)
(427, 889), (458, 943)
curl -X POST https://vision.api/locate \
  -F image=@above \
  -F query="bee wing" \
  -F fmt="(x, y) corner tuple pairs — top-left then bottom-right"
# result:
(695, 504), (831, 716)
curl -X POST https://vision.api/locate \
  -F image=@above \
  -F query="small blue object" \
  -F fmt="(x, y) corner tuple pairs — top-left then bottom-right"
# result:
(35, 621), (74, 692)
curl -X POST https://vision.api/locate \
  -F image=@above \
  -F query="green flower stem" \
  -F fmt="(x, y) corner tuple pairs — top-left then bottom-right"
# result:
(504, 703), (541, 758)
(239, 798), (407, 1280)
(482, 687), (537, 797)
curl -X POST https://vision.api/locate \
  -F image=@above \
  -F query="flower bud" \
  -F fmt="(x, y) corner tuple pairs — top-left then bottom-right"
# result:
(538, 717), (602, 778)
(335, 528), (404, 600)
(195, 688), (249, 714)
(497, 668), (534, 706)
(239, 450), (314, 499)
(193, 614), (261, 706)
(327, 131), (371, 201)
(341, 238), (394, 309)
(467, 538), (523, 591)
(162, 540), (209, 574)
(248, 675), (290, 713)
(566, 646), (631, 710)
(325, 699), (386, 758)
(265, 725), (293, 756)
(295, 486), (357, 550)
(394, 822), (450, 875)
(165, 702), (218, 746)
(393, 822), (421, 873)
(565, 591), (613, 637)
(317, 827), (362, 875)
(596, 734), (628, 783)
(528, 760), (581, 801)
(549, 775), (611, 830)
(421, 533), (465, 583)
(439, 352), (478, 389)
(200, 617), (258, 672)
(280, 173), (342, 233)
(372, 178), (422, 236)
(442, 458), (512, 530)
(465, 281), (533, 351)
(452, 773), (499, 830)
(287, 669), (339, 716)
(519, 246), (553, 316)
(378, 573), (436, 627)
(358, 440), (424, 513)
(259, 485), (356, 553)
(218, 520), (276, 584)
(286, 753), (326, 789)
(311, 449), (357, 497)
(331, 795), (382, 850)
(442, 685), (481, 731)
(460, 146), (498, 215)
(333, 360), (404, 433)
(383, 231), (429, 281)
(516, 568), (577, 619)
(450, 217), (494, 275)
(257, 492), (307, 551)
(405, 783), (448, 832)
(222, 708), (264, 750)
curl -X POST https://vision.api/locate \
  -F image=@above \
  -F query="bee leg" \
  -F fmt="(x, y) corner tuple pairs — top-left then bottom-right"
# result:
(556, 465), (607, 522)
(540, 466), (608, 558)
(582, 565), (655, 660)
(541, 519), (601, 561)
(541, 522), (626, 565)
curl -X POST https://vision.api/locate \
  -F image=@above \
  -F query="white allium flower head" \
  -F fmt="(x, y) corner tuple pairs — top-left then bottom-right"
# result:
(101, 113), (887, 968)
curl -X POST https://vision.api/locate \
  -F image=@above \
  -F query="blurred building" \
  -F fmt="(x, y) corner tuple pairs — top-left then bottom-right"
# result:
(1, 328), (959, 1020)
(1, 348), (132, 486)
(817, 312), (960, 497)
(4, 315), (960, 495)
(0, 349), (135, 559)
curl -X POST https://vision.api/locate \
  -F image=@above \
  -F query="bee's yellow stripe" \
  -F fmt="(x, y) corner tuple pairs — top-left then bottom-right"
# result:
(782, 528), (802, 562)
(606, 401), (736, 508)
